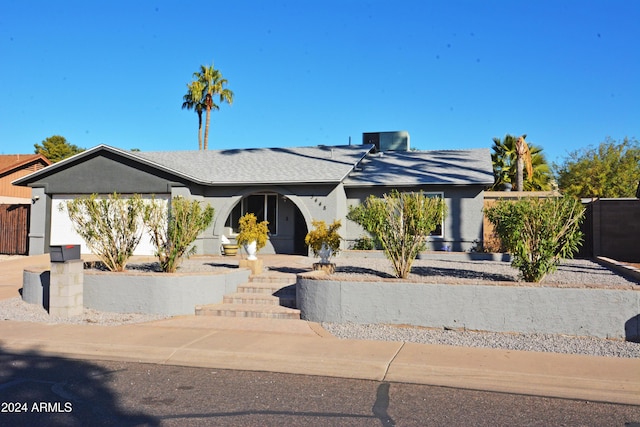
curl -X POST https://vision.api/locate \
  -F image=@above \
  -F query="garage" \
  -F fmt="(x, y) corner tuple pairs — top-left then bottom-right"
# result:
(50, 194), (170, 256)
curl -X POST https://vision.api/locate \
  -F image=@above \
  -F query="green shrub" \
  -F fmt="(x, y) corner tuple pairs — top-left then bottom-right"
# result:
(347, 190), (446, 278)
(62, 193), (145, 272)
(144, 196), (214, 273)
(485, 196), (584, 282)
(351, 235), (376, 250)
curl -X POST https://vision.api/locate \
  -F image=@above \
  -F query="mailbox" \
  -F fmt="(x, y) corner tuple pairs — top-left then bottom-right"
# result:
(50, 245), (81, 262)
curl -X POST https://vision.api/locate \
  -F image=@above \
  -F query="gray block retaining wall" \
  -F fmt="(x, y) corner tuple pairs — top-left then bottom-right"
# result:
(23, 267), (250, 316)
(297, 274), (640, 340)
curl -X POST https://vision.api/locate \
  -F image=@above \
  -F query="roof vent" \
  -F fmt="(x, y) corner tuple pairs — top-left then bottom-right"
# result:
(362, 131), (410, 152)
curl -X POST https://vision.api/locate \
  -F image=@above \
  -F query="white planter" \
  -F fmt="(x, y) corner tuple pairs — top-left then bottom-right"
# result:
(318, 242), (333, 264)
(244, 241), (258, 260)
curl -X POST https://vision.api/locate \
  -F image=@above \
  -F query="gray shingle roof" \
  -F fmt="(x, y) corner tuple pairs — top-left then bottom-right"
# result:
(134, 145), (374, 185)
(343, 149), (494, 186)
(13, 144), (494, 188)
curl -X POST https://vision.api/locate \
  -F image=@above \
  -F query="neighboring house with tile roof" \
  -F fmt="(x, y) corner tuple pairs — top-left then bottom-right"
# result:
(13, 136), (494, 256)
(0, 154), (51, 202)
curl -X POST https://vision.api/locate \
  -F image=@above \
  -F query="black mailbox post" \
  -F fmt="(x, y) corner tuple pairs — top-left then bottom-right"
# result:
(50, 245), (81, 262)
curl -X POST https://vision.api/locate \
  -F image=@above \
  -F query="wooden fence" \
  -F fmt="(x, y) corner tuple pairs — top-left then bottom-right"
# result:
(0, 204), (30, 255)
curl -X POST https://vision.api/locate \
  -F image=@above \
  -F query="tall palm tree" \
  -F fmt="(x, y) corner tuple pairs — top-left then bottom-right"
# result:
(490, 134), (552, 191)
(192, 64), (234, 150)
(182, 80), (205, 150)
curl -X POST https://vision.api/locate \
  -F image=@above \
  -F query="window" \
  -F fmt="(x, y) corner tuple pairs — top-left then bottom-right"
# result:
(225, 194), (278, 235)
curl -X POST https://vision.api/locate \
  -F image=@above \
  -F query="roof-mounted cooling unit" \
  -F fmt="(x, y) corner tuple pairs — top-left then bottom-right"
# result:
(362, 131), (410, 152)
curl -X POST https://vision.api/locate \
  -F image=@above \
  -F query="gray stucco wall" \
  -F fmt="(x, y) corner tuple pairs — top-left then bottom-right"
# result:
(199, 182), (488, 256)
(27, 153), (186, 194)
(28, 187), (48, 255)
(204, 184), (343, 256)
(344, 185), (485, 252)
(297, 275), (640, 340)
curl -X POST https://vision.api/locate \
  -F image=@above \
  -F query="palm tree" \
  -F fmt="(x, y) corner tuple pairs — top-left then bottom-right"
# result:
(491, 134), (518, 190)
(515, 135), (533, 192)
(525, 144), (553, 191)
(182, 80), (205, 150)
(490, 134), (552, 191)
(192, 64), (234, 150)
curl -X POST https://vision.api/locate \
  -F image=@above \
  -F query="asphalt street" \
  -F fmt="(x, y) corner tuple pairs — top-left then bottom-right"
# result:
(1, 352), (639, 427)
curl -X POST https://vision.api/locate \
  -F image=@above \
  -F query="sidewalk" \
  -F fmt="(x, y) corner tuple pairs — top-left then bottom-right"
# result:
(1, 255), (639, 406)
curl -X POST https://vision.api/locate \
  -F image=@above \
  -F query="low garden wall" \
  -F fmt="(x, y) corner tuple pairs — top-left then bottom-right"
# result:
(297, 272), (640, 341)
(23, 267), (250, 316)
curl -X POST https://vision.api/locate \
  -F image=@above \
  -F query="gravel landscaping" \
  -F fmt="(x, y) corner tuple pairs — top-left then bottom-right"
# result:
(0, 296), (170, 326)
(330, 257), (639, 287)
(321, 322), (640, 359)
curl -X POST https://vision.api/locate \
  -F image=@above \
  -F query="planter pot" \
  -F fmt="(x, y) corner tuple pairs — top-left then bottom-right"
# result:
(222, 244), (239, 256)
(244, 241), (258, 260)
(312, 262), (335, 274)
(318, 242), (333, 264)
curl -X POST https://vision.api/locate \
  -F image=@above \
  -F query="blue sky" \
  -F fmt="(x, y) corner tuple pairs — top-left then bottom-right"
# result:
(1, 1), (638, 165)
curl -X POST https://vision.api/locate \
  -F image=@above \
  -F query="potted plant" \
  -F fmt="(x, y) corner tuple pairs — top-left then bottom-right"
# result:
(221, 243), (239, 256)
(220, 235), (239, 256)
(235, 213), (269, 260)
(305, 219), (342, 264)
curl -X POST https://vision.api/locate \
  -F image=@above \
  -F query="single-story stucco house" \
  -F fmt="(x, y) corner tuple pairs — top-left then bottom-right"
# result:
(13, 132), (494, 257)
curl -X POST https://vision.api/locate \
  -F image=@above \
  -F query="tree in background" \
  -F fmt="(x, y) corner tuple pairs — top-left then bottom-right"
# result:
(490, 134), (552, 191)
(181, 80), (206, 150)
(186, 64), (234, 150)
(555, 137), (640, 198)
(34, 135), (84, 163)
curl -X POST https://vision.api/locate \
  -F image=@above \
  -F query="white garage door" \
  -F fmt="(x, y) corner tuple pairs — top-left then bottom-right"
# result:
(51, 194), (170, 256)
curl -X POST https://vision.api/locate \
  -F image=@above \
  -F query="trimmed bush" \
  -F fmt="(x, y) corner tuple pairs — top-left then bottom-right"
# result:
(485, 196), (584, 282)
(144, 196), (214, 273)
(347, 190), (446, 278)
(62, 193), (145, 272)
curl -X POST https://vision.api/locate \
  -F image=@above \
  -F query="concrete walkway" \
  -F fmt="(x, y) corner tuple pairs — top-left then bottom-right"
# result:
(0, 254), (639, 406)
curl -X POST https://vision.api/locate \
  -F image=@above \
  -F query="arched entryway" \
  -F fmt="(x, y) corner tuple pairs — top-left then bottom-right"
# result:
(223, 192), (308, 255)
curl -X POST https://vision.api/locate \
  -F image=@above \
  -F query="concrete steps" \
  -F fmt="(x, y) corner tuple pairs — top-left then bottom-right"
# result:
(195, 272), (300, 319)
(195, 303), (300, 319)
